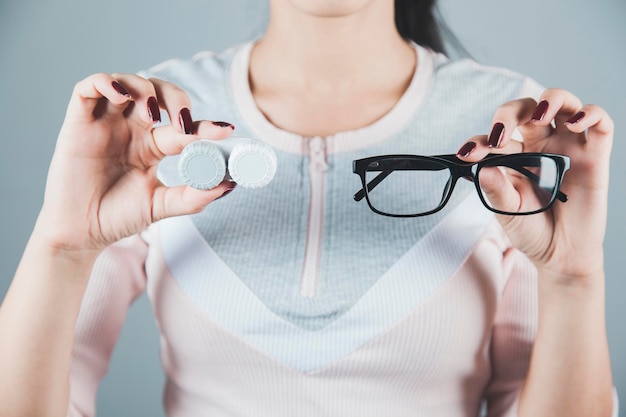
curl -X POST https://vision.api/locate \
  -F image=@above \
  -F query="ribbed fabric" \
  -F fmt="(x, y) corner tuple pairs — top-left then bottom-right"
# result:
(132, 220), (534, 417)
(157, 192), (494, 372)
(65, 43), (619, 416)
(153, 42), (533, 331)
(67, 235), (148, 417)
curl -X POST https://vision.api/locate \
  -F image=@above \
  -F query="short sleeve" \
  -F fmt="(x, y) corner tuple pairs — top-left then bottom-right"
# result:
(518, 77), (545, 101)
(66, 232), (148, 417)
(510, 77), (545, 142)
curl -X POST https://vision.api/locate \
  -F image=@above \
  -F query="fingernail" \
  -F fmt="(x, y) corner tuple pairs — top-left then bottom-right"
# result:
(216, 185), (236, 200)
(531, 100), (549, 122)
(457, 141), (477, 157)
(112, 81), (131, 97)
(179, 108), (193, 134)
(566, 111), (585, 125)
(212, 121), (235, 130)
(488, 123), (505, 148)
(147, 96), (161, 123)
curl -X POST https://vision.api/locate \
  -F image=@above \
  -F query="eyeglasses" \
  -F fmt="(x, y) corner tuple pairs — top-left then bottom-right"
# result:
(353, 153), (570, 217)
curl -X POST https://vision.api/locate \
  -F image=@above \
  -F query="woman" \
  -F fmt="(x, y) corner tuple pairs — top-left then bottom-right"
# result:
(0, 0), (615, 416)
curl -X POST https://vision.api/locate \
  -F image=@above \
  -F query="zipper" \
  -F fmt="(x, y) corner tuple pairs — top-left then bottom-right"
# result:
(300, 136), (328, 298)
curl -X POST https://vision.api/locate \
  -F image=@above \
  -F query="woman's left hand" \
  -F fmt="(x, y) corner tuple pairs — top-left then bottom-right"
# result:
(456, 88), (614, 283)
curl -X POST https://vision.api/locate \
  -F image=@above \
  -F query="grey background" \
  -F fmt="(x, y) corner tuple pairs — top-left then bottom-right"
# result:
(0, 0), (624, 416)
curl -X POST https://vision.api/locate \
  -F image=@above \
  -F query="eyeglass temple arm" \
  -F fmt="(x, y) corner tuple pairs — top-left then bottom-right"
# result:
(354, 162), (568, 203)
(354, 169), (391, 201)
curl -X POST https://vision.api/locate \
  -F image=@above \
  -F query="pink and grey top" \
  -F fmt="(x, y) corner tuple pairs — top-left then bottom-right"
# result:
(66, 42), (618, 417)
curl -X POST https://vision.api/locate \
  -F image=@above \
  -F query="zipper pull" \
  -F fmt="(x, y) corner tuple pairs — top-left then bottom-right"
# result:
(309, 137), (328, 172)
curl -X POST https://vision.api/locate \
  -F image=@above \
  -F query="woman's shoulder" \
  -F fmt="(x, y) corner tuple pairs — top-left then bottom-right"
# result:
(420, 45), (545, 100)
(136, 42), (251, 89)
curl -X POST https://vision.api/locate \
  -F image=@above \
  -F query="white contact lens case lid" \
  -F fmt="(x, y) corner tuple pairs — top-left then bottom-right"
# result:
(227, 140), (277, 188)
(178, 140), (226, 190)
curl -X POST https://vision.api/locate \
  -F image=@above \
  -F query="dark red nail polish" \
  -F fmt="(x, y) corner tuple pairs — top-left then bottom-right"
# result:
(457, 141), (477, 157)
(488, 123), (505, 148)
(531, 100), (549, 122)
(179, 108), (193, 134)
(212, 121), (235, 130)
(112, 81), (131, 97)
(566, 111), (585, 125)
(216, 186), (236, 200)
(147, 96), (161, 123)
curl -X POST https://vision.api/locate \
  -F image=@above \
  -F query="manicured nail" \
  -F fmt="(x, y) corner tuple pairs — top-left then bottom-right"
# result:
(488, 123), (505, 148)
(147, 96), (161, 123)
(566, 111), (585, 125)
(531, 100), (549, 122)
(179, 108), (193, 134)
(216, 185), (236, 200)
(112, 81), (131, 97)
(212, 121), (235, 130)
(457, 141), (477, 157)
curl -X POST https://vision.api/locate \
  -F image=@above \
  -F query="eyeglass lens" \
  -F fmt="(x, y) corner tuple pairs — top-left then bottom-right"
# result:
(478, 155), (558, 214)
(365, 158), (451, 216)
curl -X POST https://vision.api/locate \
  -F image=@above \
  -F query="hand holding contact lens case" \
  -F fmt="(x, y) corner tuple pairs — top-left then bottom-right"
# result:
(178, 137), (277, 190)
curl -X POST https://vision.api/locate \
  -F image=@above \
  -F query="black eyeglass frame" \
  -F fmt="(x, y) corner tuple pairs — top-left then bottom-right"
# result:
(353, 153), (570, 218)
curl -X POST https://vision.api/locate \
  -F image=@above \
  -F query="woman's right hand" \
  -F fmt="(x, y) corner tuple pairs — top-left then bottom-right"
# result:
(36, 73), (236, 255)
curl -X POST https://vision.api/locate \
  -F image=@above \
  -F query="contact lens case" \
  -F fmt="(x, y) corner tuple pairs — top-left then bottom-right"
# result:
(178, 137), (277, 190)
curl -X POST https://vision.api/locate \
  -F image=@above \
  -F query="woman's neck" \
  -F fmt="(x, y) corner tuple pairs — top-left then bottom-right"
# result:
(248, 0), (417, 137)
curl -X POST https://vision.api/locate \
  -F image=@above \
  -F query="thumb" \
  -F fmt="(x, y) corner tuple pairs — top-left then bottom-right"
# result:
(151, 181), (236, 221)
(478, 166), (522, 214)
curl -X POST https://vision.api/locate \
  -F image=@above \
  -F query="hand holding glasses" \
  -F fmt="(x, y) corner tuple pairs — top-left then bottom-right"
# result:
(353, 153), (570, 217)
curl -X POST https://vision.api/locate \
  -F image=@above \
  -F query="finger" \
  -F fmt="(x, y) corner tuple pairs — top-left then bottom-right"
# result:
(66, 73), (133, 122)
(564, 104), (614, 149)
(149, 77), (194, 135)
(530, 88), (583, 136)
(478, 166), (522, 215)
(455, 135), (524, 163)
(487, 97), (553, 150)
(151, 180), (237, 221)
(150, 119), (237, 158)
(110, 73), (160, 125)
(478, 167), (539, 235)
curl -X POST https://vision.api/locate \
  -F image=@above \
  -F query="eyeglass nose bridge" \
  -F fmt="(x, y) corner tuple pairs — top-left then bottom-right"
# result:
(435, 162), (486, 210)
(448, 162), (479, 184)
(432, 163), (478, 211)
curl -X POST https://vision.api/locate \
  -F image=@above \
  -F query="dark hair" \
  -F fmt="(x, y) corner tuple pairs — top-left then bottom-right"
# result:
(394, 0), (467, 57)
